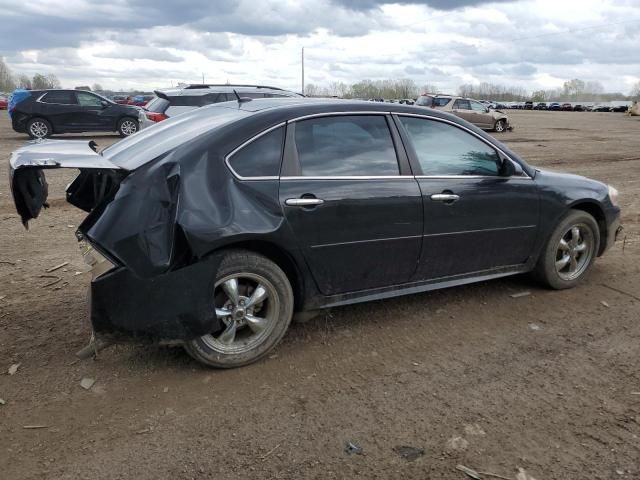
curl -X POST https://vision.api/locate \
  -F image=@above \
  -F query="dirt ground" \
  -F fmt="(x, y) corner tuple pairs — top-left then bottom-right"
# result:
(0, 110), (639, 480)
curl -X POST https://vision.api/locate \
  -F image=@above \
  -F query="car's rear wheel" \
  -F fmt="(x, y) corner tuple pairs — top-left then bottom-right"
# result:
(494, 119), (507, 132)
(117, 117), (138, 137)
(184, 250), (294, 368)
(534, 210), (600, 289)
(27, 118), (52, 139)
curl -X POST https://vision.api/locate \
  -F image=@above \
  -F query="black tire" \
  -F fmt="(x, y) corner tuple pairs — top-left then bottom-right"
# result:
(494, 119), (507, 132)
(534, 210), (600, 290)
(26, 117), (52, 139)
(117, 117), (138, 137)
(184, 250), (294, 368)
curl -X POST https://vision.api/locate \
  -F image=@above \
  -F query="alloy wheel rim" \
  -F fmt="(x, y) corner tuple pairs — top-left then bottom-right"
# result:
(495, 121), (505, 132)
(201, 273), (279, 354)
(30, 121), (48, 138)
(555, 223), (594, 281)
(121, 121), (137, 135)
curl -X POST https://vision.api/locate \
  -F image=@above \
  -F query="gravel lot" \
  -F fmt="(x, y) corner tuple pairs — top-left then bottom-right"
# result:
(1, 110), (639, 480)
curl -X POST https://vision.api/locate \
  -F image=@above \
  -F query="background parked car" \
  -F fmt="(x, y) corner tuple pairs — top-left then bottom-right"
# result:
(0, 94), (8, 110)
(140, 84), (302, 129)
(9, 89), (141, 138)
(524, 101), (534, 110)
(592, 104), (612, 112)
(549, 102), (561, 111)
(573, 104), (584, 112)
(534, 102), (547, 110)
(418, 95), (511, 132)
(561, 103), (573, 111)
(129, 95), (154, 106)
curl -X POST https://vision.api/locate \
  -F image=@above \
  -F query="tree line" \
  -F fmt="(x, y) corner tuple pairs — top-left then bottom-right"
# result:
(0, 58), (61, 92)
(2, 56), (638, 101)
(307, 78), (638, 102)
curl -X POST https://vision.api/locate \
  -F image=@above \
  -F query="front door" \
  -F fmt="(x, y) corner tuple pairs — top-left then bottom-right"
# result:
(75, 91), (109, 130)
(395, 114), (539, 280)
(469, 100), (494, 129)
(279, 114), (423, 295)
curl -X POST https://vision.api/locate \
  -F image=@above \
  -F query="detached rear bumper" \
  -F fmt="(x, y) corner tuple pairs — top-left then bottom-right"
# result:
(89, 257), (223, 340)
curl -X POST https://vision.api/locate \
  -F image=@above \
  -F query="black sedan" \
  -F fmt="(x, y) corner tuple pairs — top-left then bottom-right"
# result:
(9, 98), (622, 368)
(9, 89), (141, 139)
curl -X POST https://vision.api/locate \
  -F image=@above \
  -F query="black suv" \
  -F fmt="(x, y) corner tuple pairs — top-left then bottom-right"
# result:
(9, 89), (141, 139)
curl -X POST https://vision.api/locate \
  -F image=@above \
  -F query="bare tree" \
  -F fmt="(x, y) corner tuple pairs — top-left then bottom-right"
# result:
(32, 73), (60, 89)
(16, 74), (32, 89)
(0, 58), (16, 92)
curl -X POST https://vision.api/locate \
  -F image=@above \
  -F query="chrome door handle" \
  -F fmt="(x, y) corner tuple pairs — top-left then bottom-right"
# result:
(285, 198), (324, 207)
(430, 194), (460, 202)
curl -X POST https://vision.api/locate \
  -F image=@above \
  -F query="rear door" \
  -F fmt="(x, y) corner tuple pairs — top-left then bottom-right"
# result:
(279, 113), (423, 295)
(36, 91), (79, 131)
(395, 114), (539, 280)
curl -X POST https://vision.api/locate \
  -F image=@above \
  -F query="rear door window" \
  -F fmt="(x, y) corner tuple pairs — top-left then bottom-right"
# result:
(227, 126), (285, 178)
(293, 115), (399, 176)
(40, 91), (77, 105)
(453, 99), (471, 110)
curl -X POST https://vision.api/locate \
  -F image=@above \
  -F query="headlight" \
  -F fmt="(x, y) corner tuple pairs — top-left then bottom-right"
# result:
(608, 185), (619, 207)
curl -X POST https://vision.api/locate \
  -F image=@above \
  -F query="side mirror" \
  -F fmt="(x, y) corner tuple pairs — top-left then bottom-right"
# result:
(500, 157), (523, 177)
(100, 100), (109, 108)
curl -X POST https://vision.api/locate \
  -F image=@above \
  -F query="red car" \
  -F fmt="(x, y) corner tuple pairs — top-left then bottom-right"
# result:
(561, 103), (573, 111)
(0, 95), (8, 110)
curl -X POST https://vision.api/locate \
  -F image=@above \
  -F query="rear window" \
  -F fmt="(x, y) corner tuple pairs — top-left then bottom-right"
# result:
(433, 97), (451, 107)
(415, 96), (433, 107)
(145, 96), (170, 113)
(102, 105), (251, 170)
(40, 91), (77, 105)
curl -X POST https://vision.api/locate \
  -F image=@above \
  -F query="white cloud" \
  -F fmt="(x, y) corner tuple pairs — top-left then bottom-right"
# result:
(0, 0), (638, 94)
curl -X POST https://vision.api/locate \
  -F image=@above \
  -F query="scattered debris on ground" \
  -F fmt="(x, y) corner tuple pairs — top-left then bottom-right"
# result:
(80, 377), (96, 390)
(8, 363), (20, 375)
(393, 445), (424, 461)
(510, 291), (532, 299)
(345, 441), (363, 455)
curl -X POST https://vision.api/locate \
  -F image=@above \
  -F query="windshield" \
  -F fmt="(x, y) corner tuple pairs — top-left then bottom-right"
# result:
(102, 104), (251, 169)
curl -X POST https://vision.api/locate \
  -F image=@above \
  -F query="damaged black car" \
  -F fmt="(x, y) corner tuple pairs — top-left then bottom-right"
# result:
(10, 98), (622, 368)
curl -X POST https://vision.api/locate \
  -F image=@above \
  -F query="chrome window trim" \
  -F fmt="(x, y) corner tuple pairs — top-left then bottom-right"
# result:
(394, 112), (532, 180)
(224, 122), (286, 181)
(280, 176), (414, 180)
(286, 111), (391, 123)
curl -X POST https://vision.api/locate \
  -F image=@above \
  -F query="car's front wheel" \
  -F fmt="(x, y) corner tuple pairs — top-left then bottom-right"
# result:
(534, 210), (600, 289)
(494, 119), (507, 132)
(117, 117), (138, 137)
(27, 117), (52, 139)
(184, 250), (294, 368)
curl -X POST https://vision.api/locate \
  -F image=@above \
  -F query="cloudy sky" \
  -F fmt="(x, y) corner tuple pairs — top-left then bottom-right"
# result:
(1, 0), (639, 94)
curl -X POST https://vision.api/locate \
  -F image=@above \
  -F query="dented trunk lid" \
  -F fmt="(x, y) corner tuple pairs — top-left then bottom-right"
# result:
(9, 139), (125, 226)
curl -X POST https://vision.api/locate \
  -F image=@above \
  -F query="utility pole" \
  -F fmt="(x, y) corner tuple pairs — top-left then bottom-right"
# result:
(202, 72), (205, 84)
(301, 47), (305, 96)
